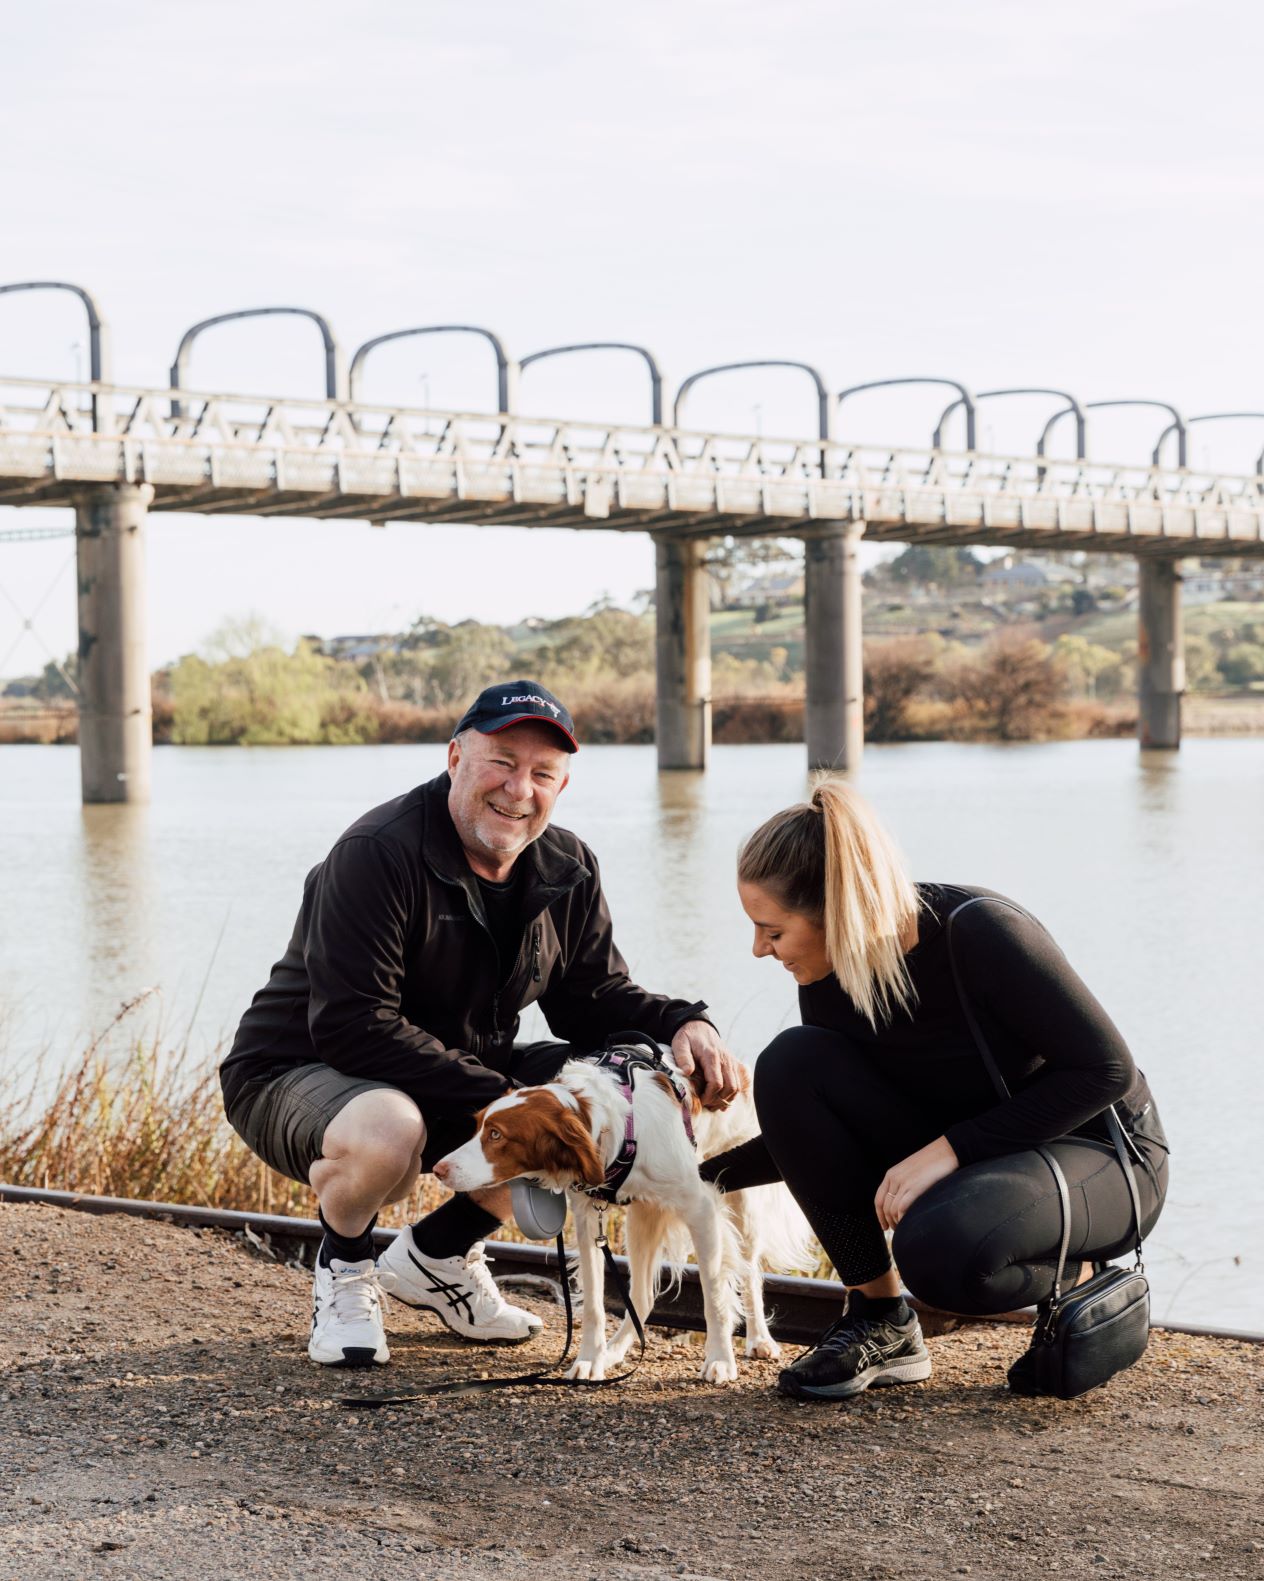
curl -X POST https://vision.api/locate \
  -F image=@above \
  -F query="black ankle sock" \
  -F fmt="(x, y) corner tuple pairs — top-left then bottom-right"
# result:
(851, 1289), (910, 1324)
(318, 1209), (377, 1267)
(413, 1195), (502, 1260)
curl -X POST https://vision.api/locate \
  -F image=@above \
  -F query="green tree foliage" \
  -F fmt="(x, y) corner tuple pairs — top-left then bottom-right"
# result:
(169, 624), (376, 745)
(528, 609), (654, 686)
(882, 545), (982, 587)
(1052, 635), (1123, 699)
(1218, 642), (1264, 686)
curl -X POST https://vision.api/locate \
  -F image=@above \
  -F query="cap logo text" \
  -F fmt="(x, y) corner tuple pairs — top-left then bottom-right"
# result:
(502, 693), (561, 718)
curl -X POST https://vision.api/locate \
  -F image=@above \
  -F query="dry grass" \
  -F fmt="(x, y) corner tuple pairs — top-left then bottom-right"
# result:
(0, 996), (445, 1230)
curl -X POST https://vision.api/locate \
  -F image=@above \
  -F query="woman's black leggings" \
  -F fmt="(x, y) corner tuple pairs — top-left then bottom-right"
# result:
(701, 1027), (1169, 1314)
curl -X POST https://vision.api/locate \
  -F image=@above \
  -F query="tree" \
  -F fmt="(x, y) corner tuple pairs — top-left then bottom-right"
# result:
(864, 639), (934, 740)
(169, 637), (373, 744)
(883, 545), (981, 588)
(1218, 642), (1264, 687)
(1051, 636), (1122, 699)
(955, 634), (1066, 739)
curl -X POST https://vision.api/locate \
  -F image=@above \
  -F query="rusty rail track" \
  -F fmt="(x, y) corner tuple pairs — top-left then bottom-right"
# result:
(3, 1183), (1259, 1346)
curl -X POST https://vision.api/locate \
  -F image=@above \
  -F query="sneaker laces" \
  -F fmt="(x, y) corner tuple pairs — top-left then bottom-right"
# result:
(328, 1264), (383, 1326)
(812, 1312), (872, 1355)
(462, 1242), (508, 1315)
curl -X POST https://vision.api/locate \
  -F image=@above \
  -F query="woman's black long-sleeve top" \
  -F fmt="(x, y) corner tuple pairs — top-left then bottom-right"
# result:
(797, 884), (1154, 1165)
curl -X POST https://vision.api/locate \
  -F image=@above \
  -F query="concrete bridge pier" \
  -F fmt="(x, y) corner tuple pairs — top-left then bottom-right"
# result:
(74, 483), (154, 803)
(804, 524), (865, 772)
(654, 535), (712, 770)
(1137, 556), (1184, 750)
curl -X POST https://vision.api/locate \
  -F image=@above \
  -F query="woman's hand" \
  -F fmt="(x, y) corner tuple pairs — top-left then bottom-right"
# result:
(875, 1136), (960, 1230)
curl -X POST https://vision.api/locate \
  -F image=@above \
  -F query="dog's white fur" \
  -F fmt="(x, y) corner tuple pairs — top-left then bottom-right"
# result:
(437, 1054), (813, 1383)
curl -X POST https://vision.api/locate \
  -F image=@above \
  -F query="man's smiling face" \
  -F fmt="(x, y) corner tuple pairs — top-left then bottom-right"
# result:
(446, 721), (571, 879)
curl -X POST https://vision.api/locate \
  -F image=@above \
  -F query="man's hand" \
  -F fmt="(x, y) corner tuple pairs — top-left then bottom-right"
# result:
(874, 1136), (959, 1230)
(670, 1020), (744, 1110)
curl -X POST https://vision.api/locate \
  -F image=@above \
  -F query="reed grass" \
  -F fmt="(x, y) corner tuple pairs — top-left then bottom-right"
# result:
(0, 996), (444, 1228)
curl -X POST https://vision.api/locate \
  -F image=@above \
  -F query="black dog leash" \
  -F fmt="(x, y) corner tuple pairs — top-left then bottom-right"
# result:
(340, 1221), (647, 1408)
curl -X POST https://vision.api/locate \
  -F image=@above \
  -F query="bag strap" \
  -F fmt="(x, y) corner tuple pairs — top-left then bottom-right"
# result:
(945, 897), (1145, 1276)
(1035, 1145), (1073, 1307)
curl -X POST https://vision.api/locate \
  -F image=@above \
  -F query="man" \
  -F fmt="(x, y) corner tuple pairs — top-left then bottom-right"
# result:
(220, 679), (740, 1367)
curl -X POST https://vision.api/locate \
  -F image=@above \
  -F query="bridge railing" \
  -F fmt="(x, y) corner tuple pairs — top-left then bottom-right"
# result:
(1, 378), (1263, 521)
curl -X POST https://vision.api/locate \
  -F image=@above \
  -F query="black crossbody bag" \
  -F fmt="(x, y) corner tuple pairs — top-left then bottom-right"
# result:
(946, 898), (1151, 1399)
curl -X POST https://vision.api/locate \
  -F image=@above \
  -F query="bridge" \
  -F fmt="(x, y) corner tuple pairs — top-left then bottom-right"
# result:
(3, 282), (1263, 802)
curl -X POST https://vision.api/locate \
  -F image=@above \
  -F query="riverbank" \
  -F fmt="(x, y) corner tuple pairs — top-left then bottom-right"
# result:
(2, 1202), (1260, 1581)
(3, 693), (1263, 745)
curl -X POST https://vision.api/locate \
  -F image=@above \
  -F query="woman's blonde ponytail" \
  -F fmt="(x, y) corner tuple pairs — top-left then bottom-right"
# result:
(738, 776), (919, 1028)
(811, 778), (918, 1028)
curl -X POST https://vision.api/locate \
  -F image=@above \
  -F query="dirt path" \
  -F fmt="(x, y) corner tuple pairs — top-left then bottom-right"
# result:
(1, 1204), (1260, 1581)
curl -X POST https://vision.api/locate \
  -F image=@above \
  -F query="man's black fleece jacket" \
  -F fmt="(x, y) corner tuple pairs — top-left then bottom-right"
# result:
(220, 773), (707, 1122)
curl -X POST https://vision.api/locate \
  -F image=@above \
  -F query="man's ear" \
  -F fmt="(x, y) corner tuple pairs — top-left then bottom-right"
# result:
(544, 1111), (606, 1188)
(447, 737), (462, 775)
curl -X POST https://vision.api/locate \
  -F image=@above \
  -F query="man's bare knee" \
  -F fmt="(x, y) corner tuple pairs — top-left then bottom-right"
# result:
(320, 1089), (426, 1181)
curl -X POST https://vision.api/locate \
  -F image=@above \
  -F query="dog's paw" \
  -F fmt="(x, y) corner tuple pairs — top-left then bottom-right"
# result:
(699, 1354), (739, 1384)
(565, 1356), (606, 1381)
(604, 1336), (633, 1366)
(745, 1335), (781, 1361)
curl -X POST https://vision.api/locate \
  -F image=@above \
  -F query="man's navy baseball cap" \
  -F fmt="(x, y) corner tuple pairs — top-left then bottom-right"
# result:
(453, 680), (579, 752)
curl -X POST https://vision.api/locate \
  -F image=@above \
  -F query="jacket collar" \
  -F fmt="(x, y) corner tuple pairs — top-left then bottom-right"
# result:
(419, 772), (589, 913)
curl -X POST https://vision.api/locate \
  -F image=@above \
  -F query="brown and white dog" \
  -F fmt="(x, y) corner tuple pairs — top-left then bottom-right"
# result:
(434, 1050), (811, 1383)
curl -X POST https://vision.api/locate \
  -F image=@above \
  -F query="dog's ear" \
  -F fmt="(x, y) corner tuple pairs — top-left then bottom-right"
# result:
(543, 1110), (606, 1188)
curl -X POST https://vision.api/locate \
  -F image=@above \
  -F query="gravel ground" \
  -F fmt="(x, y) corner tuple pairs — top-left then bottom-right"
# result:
(1, 1204), (1261, 1581)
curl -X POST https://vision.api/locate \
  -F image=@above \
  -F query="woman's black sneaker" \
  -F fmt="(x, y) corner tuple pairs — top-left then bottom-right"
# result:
(777, 1291), (932, 1400)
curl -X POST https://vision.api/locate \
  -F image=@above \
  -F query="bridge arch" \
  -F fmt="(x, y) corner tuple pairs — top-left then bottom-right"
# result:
(519, 341), (665, 426)
(673, 360), (832, 457)
(348, 325), (514, 413)
(1041, 398), (1187, 467)
(168, 306), (345, 417)
(1149, 412), (1264, 475)
(836, 377), (977, 451)
(0, 281), (111, 429)
(933, 387), (1086, 459)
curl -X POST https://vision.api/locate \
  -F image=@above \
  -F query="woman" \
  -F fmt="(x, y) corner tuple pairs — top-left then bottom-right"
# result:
(700, 779), (1169, 1400)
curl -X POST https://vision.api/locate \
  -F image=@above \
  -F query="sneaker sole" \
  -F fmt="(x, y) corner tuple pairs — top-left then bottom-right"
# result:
(308, 1344), (389, 1368)
(385, 1290), (540, 1346)
(777, 1352), (932, 1401)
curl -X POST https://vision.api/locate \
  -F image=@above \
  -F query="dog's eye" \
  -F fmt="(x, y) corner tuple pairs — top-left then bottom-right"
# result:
(486, 1128), (502, 1141)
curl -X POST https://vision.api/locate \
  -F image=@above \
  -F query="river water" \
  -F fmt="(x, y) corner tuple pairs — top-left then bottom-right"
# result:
(2, 739), (1261, 1330)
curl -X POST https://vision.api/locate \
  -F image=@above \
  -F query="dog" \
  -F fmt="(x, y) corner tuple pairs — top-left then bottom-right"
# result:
(433, 1047), (812, 1383)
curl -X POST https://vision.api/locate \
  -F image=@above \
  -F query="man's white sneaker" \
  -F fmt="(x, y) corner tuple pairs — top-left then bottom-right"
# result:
(378, 1227), (543, 1344)
(308, 1254), (390, 1367)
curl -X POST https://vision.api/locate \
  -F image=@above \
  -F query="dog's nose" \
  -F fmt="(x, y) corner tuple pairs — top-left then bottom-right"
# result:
(433, 1159), (451, 1182)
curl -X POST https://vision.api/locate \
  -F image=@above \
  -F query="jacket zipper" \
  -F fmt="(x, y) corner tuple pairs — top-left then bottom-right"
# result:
(531, 925), (542, 984)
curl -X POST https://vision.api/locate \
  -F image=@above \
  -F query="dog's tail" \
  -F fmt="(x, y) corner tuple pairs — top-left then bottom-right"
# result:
(733, 1180), (816, 1276)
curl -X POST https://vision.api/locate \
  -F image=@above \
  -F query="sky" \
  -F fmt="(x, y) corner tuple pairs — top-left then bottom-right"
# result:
(2, 0), (1262, 677)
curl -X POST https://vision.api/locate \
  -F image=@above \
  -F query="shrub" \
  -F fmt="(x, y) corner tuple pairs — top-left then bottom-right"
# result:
(864, 639), (935, 740)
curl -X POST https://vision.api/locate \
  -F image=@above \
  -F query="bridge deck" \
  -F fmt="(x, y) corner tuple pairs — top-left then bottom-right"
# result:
(2, 379), (1262, 555)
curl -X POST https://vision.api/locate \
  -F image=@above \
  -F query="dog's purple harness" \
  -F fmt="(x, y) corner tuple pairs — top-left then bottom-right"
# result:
(577, 1037), (697, 1204)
